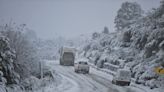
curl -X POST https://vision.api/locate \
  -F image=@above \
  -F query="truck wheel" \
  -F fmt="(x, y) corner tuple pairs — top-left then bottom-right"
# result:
(60, 61), (63, 65)
(75, 70), (79, 73)
(127, 82), (130, 86)
(112, 80), (114, 84)
(115, 80), (118, 85)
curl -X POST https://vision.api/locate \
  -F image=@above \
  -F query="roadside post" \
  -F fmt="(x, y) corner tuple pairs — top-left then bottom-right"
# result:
(40, 61), (44, 92)
(40, 61), (43, 79)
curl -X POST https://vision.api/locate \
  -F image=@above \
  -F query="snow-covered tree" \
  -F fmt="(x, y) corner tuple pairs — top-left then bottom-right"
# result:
(102, 26), (109, 34)
(81, 1), (164, 89)
(1, 24), (40, 79)
(115, 2), (143, 31)
(0, 34), (20, 84)
(92, 32), (100, 39)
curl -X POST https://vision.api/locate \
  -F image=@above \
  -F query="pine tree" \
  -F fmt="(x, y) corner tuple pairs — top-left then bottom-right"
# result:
(115, 2), (143, 31)
(102, 26), (109, 34)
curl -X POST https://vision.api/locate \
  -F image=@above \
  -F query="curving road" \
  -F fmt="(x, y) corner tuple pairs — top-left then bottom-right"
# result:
(47, 60), (145, 92)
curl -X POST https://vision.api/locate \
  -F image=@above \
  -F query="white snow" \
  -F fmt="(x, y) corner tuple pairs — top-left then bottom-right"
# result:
(40, 60), (153, 92)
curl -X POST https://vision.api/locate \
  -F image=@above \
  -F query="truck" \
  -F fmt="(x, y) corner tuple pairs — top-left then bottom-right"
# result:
(112, 69), (131, 86)
(74, 60), (90, 74)
(59, 47), (75, 66)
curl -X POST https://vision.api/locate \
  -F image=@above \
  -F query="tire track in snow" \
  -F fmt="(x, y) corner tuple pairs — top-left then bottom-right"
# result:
(56, 74), (79, 92)
(53, 63), (108, 92)
(47, 60), (146, 92)
(53, 65), (86, 92)
(88, 67), (146, 92)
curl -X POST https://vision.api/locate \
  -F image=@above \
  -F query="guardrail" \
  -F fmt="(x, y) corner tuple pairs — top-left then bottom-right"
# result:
(103, 63), (119, 72)
(89, 63), (148, 92)
(89, 63), (116, 76)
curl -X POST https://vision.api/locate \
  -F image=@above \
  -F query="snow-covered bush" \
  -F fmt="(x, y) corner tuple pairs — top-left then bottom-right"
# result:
(96, 53), (108, 68)
(0, 24), (40, 79)
(21, 76), (41, 90)
(0, 34), (20, 85)
(92, 32), (100, 39)
(0, 23), (51, 91)
(6, 84), (24, 92)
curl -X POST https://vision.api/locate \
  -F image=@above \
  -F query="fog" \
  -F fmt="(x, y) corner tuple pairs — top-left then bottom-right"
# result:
(0, 0), (161, 39)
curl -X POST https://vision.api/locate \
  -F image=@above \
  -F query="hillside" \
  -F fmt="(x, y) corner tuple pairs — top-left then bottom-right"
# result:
(80, 1), (164, 89)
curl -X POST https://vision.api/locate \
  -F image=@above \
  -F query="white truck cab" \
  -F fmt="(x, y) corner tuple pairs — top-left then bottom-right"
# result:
(112, 69), (131, 86)
(74, 61), (90, 74)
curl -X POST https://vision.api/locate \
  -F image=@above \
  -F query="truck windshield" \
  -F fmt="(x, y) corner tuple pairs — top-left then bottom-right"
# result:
(119, 70), (131, 78)
(79, 62), (88, 65)
(63, 52), (74, 61)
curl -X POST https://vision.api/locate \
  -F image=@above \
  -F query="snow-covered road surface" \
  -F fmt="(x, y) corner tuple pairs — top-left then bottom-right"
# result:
(46, 60), (145, 92)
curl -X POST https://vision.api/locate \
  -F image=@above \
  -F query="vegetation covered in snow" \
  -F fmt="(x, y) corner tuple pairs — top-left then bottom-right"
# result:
(0, 23), (57, 92)
(80, 1), (164, 89)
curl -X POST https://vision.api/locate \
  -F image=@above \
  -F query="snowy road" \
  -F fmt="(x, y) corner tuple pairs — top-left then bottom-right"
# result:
(46, 60), (145, 92)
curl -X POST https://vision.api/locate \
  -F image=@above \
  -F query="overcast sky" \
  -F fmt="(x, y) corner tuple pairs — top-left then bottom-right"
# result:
(0, 0), (161, 39)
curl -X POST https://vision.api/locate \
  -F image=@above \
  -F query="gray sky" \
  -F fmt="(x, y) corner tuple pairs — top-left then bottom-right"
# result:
(0, 0), (161, 39)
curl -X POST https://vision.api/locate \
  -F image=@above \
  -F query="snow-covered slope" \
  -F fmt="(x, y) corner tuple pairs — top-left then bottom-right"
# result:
(79, 1), (164, 89)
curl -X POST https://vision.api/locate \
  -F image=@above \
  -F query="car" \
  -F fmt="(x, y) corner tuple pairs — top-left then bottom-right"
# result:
(74, 61), (90, 74)
(112, 69), (131, 86)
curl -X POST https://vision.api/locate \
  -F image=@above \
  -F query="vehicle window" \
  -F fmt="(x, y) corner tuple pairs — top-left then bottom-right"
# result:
(120, 71), (130, 77)
(63, 52), (74, 61)
(78, 61), (88, 65)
